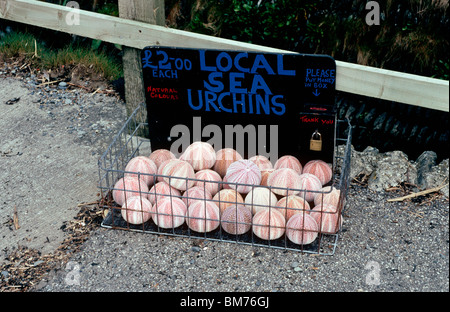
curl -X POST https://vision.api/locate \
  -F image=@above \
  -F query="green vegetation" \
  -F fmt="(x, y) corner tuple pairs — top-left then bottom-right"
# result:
(0, 31), (122, 81)
(166, 0), (449, 80)
(220, 0), (322, 51)
(433, 60), (449, 80)
(166, 0), (324, 51)
(0, 32), (40, 58)
(41, 44), (122, 80)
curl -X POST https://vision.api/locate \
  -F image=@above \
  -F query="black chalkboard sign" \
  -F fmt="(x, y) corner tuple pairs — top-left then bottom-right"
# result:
(141, 46), (336, 165)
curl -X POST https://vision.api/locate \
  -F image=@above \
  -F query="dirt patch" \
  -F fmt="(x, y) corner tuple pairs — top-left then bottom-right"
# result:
(0, 61), (127, 268)
(0, 203), (102, 292)
(0, 54), (125, 291)
(0, 53), (122, 94)
(0, 55), (128, 290)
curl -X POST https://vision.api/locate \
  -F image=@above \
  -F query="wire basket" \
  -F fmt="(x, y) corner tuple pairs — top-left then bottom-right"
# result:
(98, 103), (352, 255)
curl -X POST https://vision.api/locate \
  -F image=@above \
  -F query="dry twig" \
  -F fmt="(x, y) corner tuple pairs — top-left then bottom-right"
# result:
(36, 78), (64, 87)
(67, 82), (91, 91)
(13, 205), (20, 230)
(387, 182), (449, 202)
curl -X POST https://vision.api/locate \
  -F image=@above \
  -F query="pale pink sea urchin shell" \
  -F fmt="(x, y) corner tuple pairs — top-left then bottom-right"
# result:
(124, 156), (157, 186)
(225, 159), (261, 194)
(121, 196), (152, 225)
(252, 208), (286, 241)
(297, 173), (322, 202)
(303, 159), (333, 185)
(213, 148), (243, 178)
(148, 181), (181, 205)
(249, 155), (273, 171)
(275, 195), (311, 221)
(182, 186), (212, 207)
(194, 169), (222, 196)
(221, 204), (252, 235)
(310, 203), (343, 234)
(274, 155), (302, 174)
(161, 159), (195, 191)
(244, 187), (278, 215)
(113, 176), (149, 207)
(286, 213), (319, 245)
(266, 168), (302, 196)
(179, 141), (216, 171)
(151, 197), (187, 229)
(187, 200), (220, 233)
(149, 149), (176, 170)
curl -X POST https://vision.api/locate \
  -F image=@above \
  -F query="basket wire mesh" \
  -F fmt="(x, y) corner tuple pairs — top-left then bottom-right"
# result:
(98, 103), (352, 255)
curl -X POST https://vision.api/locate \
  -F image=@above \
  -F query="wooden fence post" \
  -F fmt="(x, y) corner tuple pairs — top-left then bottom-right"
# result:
(118, 0), (165, 119)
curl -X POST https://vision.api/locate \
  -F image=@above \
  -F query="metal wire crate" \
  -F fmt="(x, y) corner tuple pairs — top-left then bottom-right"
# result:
(98, 103), (352, 255)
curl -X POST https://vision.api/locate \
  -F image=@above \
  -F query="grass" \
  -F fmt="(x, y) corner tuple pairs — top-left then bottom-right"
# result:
(41, 45), (123, 80)
(0, 31), (123, 81)
(0, 32), (39, 57)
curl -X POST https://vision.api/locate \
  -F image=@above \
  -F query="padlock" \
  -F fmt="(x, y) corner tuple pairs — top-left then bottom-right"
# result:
(310, 129), (322, 151)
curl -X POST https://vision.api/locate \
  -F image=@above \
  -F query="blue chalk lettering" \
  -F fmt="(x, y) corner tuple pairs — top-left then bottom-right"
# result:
(277, 54), (295, 76)
(229, 72), (247, 93)
(199, 50), (216, 72)
(216, 52), (233, 72)
(204, 91), (220, 112)
(251, 55), (275, 75)
(187, 89), (203, 110)
(234, 53), (249, 73)
(232, 93), (246, 113)
(204, 72), (224, 92)
(142, 50), (156, 69)
(248, 93), (254, 114)
(250, 75), (272, 94)
(255, 94), (270, 115)
(271, 95), (286, 115)
(218, 92), (232, 113)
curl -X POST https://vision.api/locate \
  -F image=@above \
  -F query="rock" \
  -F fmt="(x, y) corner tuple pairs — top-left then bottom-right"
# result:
(337, 144), (448, 197)
(191, 246), (201, 252)
(367, 150), (417, 192)
(421, 159), (449, 197)
(77, 130), (86, 138)
(415, 151), (437, 188)
(290, 261), (299, 268)
(58, 81), (67, 89)
(373, 112), (387, 131)
(363, 108), (377, 124)
(350, 146), (380, 179)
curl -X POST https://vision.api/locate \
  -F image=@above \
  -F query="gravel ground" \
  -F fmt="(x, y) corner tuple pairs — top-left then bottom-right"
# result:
(33, 185), (448, 293)
(1, 63), (448, 295)
(0, 67), (126, 259)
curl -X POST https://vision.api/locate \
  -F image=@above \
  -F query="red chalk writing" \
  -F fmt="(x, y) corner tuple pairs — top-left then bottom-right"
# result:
(300, 115), (319, 123)
(300, 115), (334, 125)
(147, 86), (179, 101)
